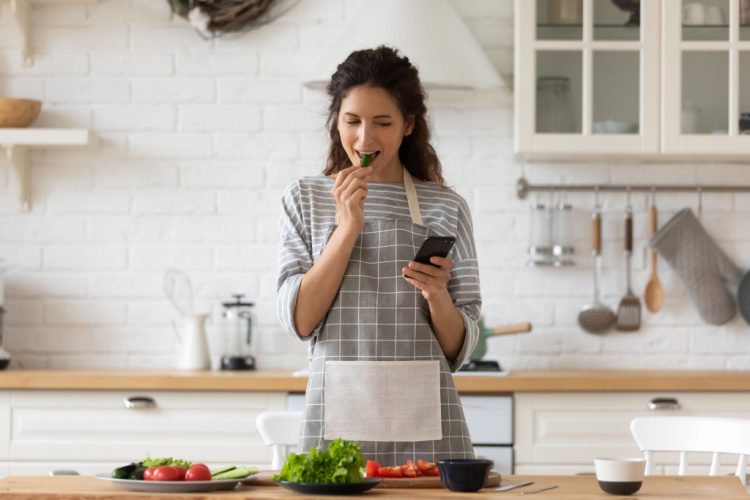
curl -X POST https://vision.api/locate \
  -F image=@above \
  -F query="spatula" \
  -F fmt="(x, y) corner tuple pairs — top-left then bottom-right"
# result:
(616, 201), (641, 331)
(644, 199), (664, 313)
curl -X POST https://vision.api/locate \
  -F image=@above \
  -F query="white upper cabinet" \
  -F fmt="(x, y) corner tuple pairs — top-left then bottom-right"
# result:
(515, 0), (750, 159)
(662, 0), (750, 155)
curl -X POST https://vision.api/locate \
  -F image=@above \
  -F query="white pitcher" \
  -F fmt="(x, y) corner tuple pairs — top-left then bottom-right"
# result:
(174, 314), (211, 370)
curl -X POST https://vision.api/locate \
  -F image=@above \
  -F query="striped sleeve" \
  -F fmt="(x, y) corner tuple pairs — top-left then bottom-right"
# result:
(444, 192), (482, 372)
(276, 181), (324, 341)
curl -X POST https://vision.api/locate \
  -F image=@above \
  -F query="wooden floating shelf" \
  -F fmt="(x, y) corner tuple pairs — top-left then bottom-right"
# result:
(0, 128), (90, 212)
(0, 128), (89, 146)
(7, 0), (99, 66)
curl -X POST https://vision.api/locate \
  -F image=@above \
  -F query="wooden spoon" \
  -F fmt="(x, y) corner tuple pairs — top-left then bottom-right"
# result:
(644, 204), (664, 313)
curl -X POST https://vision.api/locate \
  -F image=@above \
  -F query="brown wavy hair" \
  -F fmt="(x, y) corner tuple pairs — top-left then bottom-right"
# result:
(323, 45), (444, 185)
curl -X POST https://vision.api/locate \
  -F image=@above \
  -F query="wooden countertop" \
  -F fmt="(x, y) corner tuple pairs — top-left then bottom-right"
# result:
(0, 369), (749, 393)
(1, 474), (748, 499)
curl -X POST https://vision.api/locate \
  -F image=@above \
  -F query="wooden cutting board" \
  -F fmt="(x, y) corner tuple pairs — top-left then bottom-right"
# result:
(378, 471), (501, 489)
(243, 470), (502, 489)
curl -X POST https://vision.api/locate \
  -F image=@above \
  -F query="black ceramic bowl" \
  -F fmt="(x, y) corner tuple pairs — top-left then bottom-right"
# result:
(436, 459), (493, 493)
(598, 479), (643, 496)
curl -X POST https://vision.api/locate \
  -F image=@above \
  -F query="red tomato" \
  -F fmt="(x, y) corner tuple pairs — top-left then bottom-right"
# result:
(417, 460), (439, 476)
(153, 466), (179, 481)
(172, 466), (187, 481)
(143, 467), (157, 481)
(401, 464), (417, 478)
(404, 460), (420, 476)
(365, 460), (380, 478)
(388, 466), (403, 478)
(377, 467), (391, 478)
(186, 466), (212, 482)
(191, 463), (209, 471)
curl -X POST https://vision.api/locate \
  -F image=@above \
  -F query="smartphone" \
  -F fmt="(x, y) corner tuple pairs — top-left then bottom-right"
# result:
(413, 236), (456, 266)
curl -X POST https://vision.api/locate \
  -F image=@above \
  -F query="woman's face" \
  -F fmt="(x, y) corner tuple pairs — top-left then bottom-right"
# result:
(337, 85), (414, 182)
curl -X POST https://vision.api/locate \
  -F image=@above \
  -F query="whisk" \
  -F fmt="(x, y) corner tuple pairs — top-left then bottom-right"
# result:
(163, 269), (195, 317)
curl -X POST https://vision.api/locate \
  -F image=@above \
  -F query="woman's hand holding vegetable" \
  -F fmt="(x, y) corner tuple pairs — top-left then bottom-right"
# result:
(403, 257), (466, 362)
(293, 165), (373, 337)
(332, 165), (372, 235)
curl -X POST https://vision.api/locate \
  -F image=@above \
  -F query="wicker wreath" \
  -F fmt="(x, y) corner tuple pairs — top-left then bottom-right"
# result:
(168, 0), (285, 36)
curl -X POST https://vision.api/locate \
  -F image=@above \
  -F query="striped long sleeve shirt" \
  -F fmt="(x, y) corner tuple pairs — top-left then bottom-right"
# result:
(276, 174), (482, 372)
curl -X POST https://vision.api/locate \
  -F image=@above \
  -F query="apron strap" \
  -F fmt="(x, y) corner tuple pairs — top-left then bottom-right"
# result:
(335, 167), (423, 225)
(402, 167), (423, 226)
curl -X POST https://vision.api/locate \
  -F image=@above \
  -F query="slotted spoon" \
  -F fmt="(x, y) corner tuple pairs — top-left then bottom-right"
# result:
(616, 199), (641, 331)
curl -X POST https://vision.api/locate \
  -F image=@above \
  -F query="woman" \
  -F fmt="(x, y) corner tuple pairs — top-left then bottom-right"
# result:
(277, 45), (481, 465)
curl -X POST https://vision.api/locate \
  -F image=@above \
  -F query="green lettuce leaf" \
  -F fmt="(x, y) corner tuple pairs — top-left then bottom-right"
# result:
(272, 438), (365, 484)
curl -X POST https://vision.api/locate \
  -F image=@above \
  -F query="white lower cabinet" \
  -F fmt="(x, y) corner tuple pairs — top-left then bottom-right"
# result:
(288, 393), (515, 474)
(514, 392), (750, 476)
(0, 390), (287, 478)
(460, 396), (513, 475)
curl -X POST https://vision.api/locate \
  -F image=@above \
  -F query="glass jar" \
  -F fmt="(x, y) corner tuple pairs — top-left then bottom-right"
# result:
(528, 201), (553, 266)
(742, 0), (750, 25)
(536, 77), (575, 133)
(548, 0), (582, 25)
(553, 201), (574, 266)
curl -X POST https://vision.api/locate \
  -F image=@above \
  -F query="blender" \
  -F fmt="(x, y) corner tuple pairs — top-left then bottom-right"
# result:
(220, 294), (255, 370)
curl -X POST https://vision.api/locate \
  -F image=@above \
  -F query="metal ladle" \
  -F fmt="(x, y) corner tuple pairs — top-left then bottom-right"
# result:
(578, 194), (616, 334)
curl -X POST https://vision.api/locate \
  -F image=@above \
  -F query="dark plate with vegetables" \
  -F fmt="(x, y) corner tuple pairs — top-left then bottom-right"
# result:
(94, 472), (253, 493)
(277, 478), (380, 495)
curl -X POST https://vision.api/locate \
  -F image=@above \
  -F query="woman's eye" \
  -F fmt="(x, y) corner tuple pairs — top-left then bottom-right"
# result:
(376, 122), (392, 127)
(345, 121), (360, 125)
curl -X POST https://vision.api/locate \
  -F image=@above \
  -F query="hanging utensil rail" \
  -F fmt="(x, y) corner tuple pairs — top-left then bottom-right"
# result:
(516, 177), (750, 199)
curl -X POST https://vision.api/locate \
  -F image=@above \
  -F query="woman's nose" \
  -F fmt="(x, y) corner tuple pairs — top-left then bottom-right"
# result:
(358, 122), (374, 142)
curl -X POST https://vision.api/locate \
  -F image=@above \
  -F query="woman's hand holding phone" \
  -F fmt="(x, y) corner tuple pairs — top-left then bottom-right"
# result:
(402, 257), (454, 301)
(332, 165), (373, 235)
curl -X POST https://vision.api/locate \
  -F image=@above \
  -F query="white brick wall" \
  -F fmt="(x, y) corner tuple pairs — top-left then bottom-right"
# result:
(1, 0), (749, 371)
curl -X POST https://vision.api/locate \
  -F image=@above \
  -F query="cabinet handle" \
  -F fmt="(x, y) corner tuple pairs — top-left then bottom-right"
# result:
(49, 470), (80, 476)
(648, 397), (681, 411)
(123, 396), (156, 409)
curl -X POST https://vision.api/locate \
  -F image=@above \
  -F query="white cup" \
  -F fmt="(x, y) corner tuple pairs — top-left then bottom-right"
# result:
(682, 102), (701, 134)
(594, 458), (646, 496)
(683, 3), (706, 25)
(705, 6), (725, 25)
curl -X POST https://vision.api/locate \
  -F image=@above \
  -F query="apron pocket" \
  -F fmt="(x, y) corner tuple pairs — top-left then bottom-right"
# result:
(324, 360), (442, 442)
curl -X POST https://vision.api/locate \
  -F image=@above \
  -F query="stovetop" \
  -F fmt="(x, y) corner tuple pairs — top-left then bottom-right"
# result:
(459, 360), (502, 372)
(454, 360), (510, 376)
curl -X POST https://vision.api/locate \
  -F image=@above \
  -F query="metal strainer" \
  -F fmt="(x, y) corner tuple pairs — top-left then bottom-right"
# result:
(578, 203), (616, 334)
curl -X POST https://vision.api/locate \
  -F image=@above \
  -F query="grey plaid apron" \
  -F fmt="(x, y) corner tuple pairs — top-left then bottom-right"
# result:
(298, 168), (474, 466)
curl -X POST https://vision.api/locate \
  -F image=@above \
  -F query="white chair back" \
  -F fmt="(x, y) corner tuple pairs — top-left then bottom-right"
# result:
(630, 416), (750, 483)
(255, 410), (303, 470)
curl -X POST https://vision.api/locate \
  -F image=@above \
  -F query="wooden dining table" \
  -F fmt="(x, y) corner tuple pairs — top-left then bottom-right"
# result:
(0, 474), (748, 499)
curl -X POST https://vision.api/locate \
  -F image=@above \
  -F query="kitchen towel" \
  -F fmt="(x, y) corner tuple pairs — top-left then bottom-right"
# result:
(649, 208), (743, 325)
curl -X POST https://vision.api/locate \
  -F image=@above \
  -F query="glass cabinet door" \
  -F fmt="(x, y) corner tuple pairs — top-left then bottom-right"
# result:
(662, 0), (750, 154)
(515, 0), (660, 156)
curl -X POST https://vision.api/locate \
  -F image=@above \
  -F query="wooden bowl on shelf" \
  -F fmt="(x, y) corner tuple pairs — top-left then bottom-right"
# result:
(0, 98), (42, 128)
